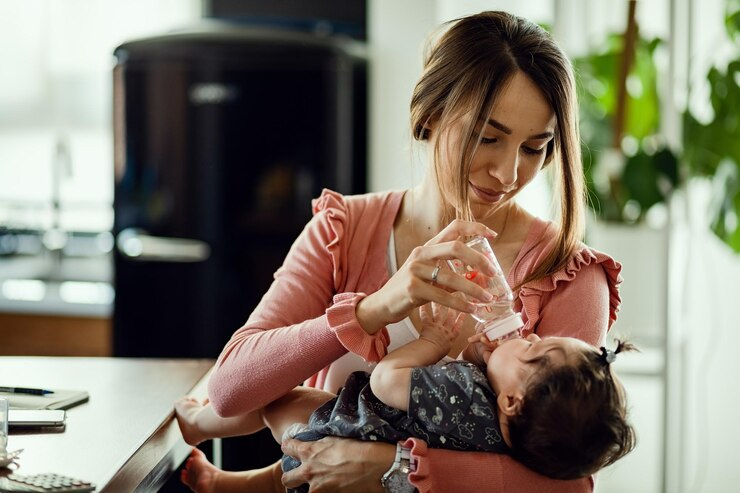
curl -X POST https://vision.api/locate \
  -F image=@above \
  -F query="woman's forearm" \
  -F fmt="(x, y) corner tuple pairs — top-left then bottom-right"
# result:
(208, 317), (347, 416)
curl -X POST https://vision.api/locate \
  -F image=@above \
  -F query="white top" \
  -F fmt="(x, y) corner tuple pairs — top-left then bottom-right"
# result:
(320, 229), (454, 393)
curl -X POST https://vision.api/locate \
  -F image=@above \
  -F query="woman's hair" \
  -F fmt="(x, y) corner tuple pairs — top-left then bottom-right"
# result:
(506, 339), (637, 480)
(410, 11), (584, 287)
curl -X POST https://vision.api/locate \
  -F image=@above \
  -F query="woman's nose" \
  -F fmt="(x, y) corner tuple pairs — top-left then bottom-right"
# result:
(489, 148), (518, 188)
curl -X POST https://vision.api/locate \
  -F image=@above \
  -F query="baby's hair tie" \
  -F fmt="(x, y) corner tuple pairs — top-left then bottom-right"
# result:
(600, 346), (617, 365)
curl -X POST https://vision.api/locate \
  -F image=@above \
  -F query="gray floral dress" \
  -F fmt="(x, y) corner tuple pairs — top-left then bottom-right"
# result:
(310, 361), (506, 451)
(283, 361), (508, 492)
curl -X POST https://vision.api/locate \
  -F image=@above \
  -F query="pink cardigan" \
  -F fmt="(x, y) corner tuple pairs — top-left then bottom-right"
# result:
(209, 189), (622, 493)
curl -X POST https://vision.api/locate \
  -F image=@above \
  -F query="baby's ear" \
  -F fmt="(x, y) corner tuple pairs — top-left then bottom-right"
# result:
(497, 393), (523, 417)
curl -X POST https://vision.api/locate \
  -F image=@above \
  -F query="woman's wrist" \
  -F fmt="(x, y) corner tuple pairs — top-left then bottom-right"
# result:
(381, 443), (417, 493)
(355, 294), (389, 335)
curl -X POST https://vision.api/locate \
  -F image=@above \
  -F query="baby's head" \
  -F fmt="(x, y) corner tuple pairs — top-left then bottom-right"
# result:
(486, 334), (636, 480)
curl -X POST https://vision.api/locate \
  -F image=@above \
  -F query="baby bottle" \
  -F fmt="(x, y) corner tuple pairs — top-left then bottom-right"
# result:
(447, 236), (523, 343)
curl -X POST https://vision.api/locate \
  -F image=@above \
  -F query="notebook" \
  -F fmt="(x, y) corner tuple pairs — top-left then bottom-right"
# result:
(0, 389), (89, 411)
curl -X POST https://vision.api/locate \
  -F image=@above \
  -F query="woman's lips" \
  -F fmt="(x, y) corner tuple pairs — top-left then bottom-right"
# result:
(469, 182), (505, 203)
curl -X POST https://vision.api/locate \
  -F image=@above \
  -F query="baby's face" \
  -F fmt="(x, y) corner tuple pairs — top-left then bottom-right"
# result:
(486, 334), (592, 398)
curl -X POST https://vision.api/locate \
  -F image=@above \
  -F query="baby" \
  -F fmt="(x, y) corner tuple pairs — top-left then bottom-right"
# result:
(175, 303), (635, 492)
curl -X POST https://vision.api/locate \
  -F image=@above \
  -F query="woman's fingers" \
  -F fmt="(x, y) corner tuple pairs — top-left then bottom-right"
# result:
(415, 281), (478, 314)
(280, 437), (396, 492)
(411, 240), (496, 278)
(281, 439), (311, 488)
(411, 261), (493, 304)
(357, 222), (500, 330)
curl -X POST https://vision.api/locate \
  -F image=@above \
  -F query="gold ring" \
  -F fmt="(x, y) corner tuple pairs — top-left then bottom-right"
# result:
(431, 265), (441, 284)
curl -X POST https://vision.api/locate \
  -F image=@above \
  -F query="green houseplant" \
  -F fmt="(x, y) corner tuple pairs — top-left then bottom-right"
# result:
(575, 0), (740, 253)
(681, 1), (740, 252)
(575, 26), (680, 224)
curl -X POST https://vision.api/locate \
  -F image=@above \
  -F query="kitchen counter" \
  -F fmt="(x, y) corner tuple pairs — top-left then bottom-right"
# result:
(0, 250), (113, 355)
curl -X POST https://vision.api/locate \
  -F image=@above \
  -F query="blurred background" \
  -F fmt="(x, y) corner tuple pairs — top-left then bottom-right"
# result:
(0, 0), (738, 491)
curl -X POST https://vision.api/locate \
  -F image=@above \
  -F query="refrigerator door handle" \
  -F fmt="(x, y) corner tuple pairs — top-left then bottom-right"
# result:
(116, 228), (211, 262)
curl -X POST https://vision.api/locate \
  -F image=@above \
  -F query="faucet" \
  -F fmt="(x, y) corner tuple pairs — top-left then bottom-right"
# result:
(42, 134), (72, 280)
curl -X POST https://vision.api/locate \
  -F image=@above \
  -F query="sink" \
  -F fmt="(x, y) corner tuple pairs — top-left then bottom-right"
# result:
(0, 230), (114, 317)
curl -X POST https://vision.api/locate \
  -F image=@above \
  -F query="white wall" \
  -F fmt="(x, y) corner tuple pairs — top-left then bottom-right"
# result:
(367, 0), (435, 192)
(674, 184), (740, 493)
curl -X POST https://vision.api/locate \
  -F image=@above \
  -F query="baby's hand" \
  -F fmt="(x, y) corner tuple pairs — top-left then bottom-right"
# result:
(419, 302), (465, 353)
(463, 331), (500, 366)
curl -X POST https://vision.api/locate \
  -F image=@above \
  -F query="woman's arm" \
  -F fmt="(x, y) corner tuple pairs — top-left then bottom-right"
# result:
(408, 441), (594, 493)
(209, 210), (499, 417)
(208, 206), (379, 417)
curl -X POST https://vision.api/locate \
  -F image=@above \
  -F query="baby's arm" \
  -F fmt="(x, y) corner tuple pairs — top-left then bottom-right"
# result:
(370, 303), (464, 411)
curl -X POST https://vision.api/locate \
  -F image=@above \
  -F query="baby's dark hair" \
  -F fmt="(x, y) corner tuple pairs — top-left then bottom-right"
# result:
(507, 339), (637, 480)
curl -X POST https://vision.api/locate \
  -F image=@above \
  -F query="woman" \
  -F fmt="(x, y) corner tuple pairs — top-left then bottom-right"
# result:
(191, 10), (621, 493)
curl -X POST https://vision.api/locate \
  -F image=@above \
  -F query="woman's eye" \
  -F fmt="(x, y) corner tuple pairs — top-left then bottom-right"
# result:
(522, 146), (545, 155)
(480, 137), (497, 144)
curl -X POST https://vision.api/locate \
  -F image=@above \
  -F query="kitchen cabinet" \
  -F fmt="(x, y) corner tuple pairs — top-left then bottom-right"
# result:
(0, 311), (111, 356)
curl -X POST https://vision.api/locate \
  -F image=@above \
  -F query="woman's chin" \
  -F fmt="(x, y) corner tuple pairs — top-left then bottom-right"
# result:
(469, 200), (507, 221)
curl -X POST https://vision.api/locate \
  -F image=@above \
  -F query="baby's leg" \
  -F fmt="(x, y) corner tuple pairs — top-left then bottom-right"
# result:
(175, 386), (334, 446)
(262, 386), (335, 442)
(175, 397), (266, 446)
(181, 448), (283, 493)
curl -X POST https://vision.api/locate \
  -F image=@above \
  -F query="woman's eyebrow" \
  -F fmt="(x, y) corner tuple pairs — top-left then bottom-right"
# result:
(486, 118), (553, 140)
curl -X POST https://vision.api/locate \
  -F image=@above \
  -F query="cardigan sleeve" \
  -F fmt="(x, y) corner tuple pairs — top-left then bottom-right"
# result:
(405, 439), (594, 493)
(405, 245), (621, 492)
(208, 190), (390, 417)
(518, 245), (622, 343)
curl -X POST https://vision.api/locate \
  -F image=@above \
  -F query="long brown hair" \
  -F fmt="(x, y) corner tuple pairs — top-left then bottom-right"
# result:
(410, 11), (585, 287)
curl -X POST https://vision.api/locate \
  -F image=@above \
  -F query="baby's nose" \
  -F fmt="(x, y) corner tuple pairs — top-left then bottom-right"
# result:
(526, 333), (541, 342)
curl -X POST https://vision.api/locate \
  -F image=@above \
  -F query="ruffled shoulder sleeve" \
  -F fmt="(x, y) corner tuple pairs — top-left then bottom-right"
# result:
(512, 221), (623, 344)
(311, 188), (350, 290)
(307, 188), (400, 361)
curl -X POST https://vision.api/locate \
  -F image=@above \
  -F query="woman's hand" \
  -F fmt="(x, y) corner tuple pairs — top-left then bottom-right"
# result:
(281, 436), (395, 493)
(356, 220), (498, 334)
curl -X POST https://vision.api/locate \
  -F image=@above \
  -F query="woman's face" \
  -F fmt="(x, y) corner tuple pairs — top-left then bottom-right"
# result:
(439, 71), (556, 219)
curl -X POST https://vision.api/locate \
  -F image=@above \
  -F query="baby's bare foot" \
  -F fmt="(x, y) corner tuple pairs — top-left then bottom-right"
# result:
(175, 397), (208, 446)
(181, 448), (284, 493)
(181, 448), (220, 493)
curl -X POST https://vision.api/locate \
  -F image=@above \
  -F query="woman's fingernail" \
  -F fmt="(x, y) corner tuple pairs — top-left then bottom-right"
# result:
(486, 227), (498, 237)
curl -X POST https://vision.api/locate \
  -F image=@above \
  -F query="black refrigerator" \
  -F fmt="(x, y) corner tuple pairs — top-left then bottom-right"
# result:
(111, 22), (366, 476)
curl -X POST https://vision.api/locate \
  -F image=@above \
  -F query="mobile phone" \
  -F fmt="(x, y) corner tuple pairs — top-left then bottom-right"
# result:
(7, 410), (66, 428)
